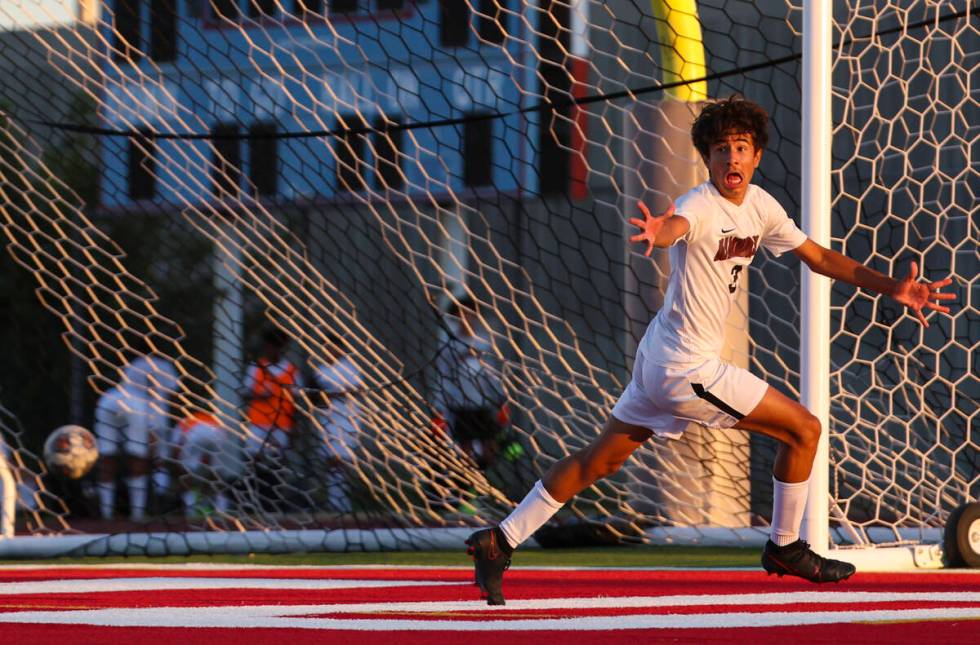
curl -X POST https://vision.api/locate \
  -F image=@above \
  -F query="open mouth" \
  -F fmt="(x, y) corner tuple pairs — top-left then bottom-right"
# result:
(724, 172), (743, 190)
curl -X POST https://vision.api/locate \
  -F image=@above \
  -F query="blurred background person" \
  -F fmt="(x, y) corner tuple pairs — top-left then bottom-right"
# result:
(171, 400), (237, 519)
(434, 295), (509, 471)
(94, 353), (178, 521)
(308, 333), (363, 513)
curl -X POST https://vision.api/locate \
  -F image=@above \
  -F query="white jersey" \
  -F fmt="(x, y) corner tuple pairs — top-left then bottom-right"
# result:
(313, 356), (363, 459)
(121, 355), (179, 407)
(640, 182), (807, 366)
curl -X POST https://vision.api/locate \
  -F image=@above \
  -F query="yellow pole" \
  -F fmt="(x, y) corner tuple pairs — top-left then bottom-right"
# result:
(650, 0), (708, 102)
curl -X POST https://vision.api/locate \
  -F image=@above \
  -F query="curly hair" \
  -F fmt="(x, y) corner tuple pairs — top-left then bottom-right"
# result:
(691, 96), (769, 158)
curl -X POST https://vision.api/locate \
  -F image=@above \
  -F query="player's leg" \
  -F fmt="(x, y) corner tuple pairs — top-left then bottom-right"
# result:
(734, 385), (820, 484)
(466, 415), (651, 604)
(123, 405), (152, 521)
(735, 386), (855, 582)
(93, 403), (121, 520)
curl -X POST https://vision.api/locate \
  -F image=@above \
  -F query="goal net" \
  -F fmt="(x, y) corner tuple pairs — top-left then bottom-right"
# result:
(0, 0), (974, 560)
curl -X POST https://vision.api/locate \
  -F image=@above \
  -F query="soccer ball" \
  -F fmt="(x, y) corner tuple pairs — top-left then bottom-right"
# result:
(43, 425), (99, 479)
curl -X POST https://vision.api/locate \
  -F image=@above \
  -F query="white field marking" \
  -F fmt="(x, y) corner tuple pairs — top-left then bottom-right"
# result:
(0, 604), (978, 630)
(0, 564), (747, 571)
(0, 592), (977, 622)
(0, 577), (468, 595)
(1, 563), (977, 573)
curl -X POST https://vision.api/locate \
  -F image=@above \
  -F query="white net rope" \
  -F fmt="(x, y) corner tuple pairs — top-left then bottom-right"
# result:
(0, 0), (974, 554)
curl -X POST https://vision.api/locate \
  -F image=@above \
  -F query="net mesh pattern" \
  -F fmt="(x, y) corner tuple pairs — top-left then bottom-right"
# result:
(0, 0), (974, 554)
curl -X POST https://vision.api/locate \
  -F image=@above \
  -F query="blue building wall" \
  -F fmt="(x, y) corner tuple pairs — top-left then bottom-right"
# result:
(99, 1), (541, 208)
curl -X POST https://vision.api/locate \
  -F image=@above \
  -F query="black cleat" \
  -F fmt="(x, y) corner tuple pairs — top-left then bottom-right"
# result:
(762, 539), (856, 583)
(465, 528), (511, 605)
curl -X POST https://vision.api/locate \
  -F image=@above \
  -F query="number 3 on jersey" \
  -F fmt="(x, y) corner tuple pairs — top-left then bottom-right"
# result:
(729, 265), (743, 293)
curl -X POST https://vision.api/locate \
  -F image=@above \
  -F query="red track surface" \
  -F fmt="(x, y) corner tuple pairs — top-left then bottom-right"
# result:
(0, 566), (978, 643)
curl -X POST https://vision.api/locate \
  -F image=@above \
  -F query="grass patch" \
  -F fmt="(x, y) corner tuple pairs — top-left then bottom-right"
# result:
(1, 546), (758, 568)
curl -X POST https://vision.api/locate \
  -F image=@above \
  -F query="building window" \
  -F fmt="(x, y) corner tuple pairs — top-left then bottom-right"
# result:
(374, 117), (403, 190)
(336, 115), (366, 192)
(211, 123), (242, 197)
(537, 0), (569, 195)
(463, 114), (493, 187)
(330, 0), (358, 14)
(150, 0), (178, 62)
(439, 0), (469, 47)
(113, 0), (142, 62)
(211, 0), (241, 20)
(249, 122), (279, 196)
(478, 0), (505, 44)
(248, 0), (277, 17)
(128, 130), (156, 200)
(294, 0), (323, 16)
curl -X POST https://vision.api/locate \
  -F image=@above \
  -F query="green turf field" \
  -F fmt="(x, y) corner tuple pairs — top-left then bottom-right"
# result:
(1, 546), (759, 567)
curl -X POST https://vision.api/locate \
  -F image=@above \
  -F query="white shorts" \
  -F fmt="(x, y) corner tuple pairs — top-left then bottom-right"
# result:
(612, 348), (768, 439)
(94, 393), (161, 458)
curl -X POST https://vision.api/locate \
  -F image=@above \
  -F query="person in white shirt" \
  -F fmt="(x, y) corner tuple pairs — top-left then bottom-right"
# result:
(466, 96), (957, 603)
(309, 334), (363, 513)
(434, 296), (507, 470)
(94, 354), (178, 521)
(172, 406), (236, 518)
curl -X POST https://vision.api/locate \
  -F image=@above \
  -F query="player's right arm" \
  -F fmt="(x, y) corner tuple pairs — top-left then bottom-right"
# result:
(629, 202), (690, 255)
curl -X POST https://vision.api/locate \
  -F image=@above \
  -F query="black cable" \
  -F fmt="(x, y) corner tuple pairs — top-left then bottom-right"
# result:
(14, 5), (972, 140)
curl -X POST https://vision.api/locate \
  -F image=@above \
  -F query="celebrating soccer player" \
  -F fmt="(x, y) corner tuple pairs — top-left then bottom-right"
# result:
(466, 96), (957, 605)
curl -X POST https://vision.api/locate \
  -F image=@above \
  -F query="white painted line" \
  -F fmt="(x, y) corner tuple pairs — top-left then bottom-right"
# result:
(1, 563), (976, 573)
(0, 564), (749, 571)
(0, 577), (467, 594)
(0, 605), (977, 630)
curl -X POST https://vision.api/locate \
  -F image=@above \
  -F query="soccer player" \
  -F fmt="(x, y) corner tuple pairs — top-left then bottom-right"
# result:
(433, 296), (507, 470)
(242, 327), (302, 457)
(172, 407), (235, 518)
(95, 354), (179, 521)
(309, 333), (363, 513)
(466, 96), (956, 604)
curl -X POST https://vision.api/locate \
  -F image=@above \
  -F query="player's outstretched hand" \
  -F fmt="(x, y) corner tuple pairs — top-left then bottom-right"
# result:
(629, 202), (675, 256)
(892, 261), (956, 327)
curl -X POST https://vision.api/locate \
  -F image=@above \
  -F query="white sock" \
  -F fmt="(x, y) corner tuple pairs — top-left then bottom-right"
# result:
(98, 481), (116, 520)
(770, 476), (809, 546)
(126, 475), (148, 521)
(498, 480), (564, 549)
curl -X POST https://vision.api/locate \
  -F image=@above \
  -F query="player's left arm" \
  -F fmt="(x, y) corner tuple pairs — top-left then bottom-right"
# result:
(792, 239), (956, 326)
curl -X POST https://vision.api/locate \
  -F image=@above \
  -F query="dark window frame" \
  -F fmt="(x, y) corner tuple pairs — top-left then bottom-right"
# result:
(149, 0), (178, 63)
(249, 121), (280, 197)
(374, 117), (404, 190)
(248, 0), (278, 18)
(463, 113), (493, 188)
(439, 0), (469, 47)
(210, 0), (242, 21)
(478, 0), (506, 44)
(211, 123), (242, 198)
(336, 115), (367, 193)
(127, 130), (157, 201)
(329, 0), (358, 14)
(293, 0), (324, 17)
(113, 0), (143, 62)
(537, 0), (570, 195)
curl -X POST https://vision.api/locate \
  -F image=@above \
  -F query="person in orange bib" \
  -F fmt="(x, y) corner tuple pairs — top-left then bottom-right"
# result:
(242, 328), (303, 458)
